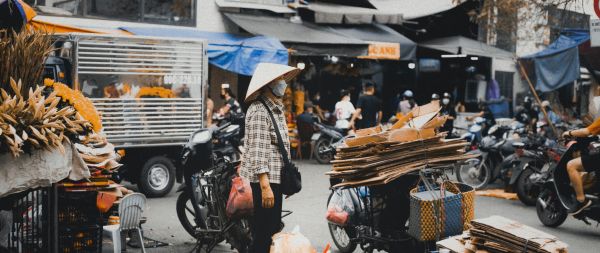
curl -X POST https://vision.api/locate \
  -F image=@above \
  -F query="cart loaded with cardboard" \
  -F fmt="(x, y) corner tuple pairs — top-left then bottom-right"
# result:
(0, 30), (134, 253)
(325, 101), (479, 251)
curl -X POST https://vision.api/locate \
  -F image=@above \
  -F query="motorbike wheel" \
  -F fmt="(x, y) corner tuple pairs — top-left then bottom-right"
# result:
(456, 158), (492, 190)
(536, 189), (568, 227)
(326, 191), (357, 253)
(226, 219), (251, 253)
(176, 192), (205, 238)
(177, 191), (226, 245)
(516, 169), (541, 206)
(315, 138), (334, 164)
(328, 223), (357, 253)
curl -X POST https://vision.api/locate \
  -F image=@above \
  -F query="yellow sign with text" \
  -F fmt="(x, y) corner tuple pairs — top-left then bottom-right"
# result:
(360, 42), (400, 60)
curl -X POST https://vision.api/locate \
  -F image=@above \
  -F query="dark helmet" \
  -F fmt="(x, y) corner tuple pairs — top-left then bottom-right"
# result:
(340, 89), (350, 99)
(431, 93), (440, 100)
(523, 96), (533, 108)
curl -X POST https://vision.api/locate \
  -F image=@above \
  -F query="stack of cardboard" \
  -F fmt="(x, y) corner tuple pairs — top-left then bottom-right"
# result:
(437, 216), (569, 253)
(327, 101), (475, 187)
(75, 134), (122, 178)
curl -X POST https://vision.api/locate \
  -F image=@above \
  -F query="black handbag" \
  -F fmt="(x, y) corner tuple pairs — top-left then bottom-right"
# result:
(258, 98), (302, 196)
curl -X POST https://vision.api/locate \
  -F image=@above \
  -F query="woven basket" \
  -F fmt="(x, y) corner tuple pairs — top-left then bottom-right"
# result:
(448, 182), (475, 229)
(408, 181), (473, 241)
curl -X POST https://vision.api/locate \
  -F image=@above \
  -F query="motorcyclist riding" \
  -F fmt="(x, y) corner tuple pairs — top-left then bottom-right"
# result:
(516, 96), (538, 130)
(561, 118), (600, 214)
(217, 83), (243, 119)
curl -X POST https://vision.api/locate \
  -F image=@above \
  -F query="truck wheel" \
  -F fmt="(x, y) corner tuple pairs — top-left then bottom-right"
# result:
(138, 156), (176, 198)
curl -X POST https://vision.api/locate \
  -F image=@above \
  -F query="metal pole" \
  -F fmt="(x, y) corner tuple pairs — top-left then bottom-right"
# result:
(517, 61), (559, 137)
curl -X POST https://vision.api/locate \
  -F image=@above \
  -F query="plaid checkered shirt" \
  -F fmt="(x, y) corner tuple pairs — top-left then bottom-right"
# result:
(240, 95), (290, 184)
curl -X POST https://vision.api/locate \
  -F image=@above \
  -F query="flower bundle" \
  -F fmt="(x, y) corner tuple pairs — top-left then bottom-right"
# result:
(0, 78), (91, 157)
(44, 79), (102, 132)
(136, 86), (175, 98)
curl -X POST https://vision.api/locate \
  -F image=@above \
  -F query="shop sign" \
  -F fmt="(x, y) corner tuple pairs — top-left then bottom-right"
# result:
(591, 19), (600, 47)
(361, 42), (400, 60)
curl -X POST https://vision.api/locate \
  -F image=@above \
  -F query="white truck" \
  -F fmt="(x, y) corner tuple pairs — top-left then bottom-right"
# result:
(46, 33), (208, 197)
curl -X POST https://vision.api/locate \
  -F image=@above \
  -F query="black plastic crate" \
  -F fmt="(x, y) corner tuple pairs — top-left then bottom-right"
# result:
(58, 225), (102, 253)
(57, 191), (100, 227)
(7, 187), (53, 253)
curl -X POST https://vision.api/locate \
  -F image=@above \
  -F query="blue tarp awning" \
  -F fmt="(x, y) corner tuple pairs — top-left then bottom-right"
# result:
(521, 29), (590, 92)
(121, 26), (289, 76)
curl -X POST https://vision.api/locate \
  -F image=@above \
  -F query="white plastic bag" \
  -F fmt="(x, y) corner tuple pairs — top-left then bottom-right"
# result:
(270, 226), (317, 253)
(326, 188), (359, 226)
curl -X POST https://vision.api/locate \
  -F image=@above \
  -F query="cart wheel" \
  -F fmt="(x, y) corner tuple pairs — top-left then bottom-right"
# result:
(138, 156), (176, 197)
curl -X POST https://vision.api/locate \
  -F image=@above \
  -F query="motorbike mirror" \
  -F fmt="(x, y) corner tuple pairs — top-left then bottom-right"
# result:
(191, 130), (212, 144)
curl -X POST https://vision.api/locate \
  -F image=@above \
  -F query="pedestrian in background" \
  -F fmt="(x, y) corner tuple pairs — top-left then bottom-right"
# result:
(334, 89), (355, 135)
(240, 63), (301, 253)
(218, 83), (242, 118)
(440, 93), (457, 137)
(398, 90), (417, 115)
(350, 82), (382, 130)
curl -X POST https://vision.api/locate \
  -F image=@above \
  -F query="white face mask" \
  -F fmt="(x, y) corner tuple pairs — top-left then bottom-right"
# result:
(442, 98), (450, 105)
(269, 79), (287, 97)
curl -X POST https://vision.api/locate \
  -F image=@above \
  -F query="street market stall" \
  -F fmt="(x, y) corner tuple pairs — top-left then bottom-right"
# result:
(0, 22), (131, 252)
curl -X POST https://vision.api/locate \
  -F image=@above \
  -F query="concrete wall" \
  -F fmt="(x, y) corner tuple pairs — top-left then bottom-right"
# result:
(196, 0), (237, 33)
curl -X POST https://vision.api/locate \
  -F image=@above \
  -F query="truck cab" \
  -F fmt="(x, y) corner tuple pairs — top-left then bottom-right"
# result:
(47, 34), (208, 197)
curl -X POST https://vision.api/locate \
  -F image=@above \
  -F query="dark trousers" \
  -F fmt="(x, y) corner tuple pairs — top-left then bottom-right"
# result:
(249, 183), (282, 253)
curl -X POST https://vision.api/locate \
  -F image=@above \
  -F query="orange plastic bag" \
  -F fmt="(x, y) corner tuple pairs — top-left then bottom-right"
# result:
(226, 176), (254, 218)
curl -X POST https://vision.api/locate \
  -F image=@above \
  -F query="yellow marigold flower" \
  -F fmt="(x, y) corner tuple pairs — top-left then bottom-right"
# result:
(45, 79), (102, 132)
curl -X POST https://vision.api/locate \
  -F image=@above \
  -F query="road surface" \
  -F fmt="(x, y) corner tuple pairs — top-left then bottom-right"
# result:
(104, 161), (599, 252)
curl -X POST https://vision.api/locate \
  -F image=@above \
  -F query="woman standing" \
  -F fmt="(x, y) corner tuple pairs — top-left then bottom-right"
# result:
(334, 89), (355, 135)
(240, 63), (301, 253)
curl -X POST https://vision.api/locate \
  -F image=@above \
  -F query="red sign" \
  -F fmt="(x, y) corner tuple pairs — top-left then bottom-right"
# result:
(595, 0), (600, 18)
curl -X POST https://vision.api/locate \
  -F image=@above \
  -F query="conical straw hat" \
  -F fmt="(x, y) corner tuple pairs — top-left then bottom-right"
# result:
(245, 63), (301, 102)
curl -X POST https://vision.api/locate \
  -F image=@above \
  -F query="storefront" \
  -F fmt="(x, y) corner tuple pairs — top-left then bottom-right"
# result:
(224, 12), (417, 121)
(418, 36), (516, 115)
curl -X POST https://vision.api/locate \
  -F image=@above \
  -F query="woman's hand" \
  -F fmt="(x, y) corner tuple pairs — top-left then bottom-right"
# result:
(261, 185), (275, 208)
(258, 173), (274, 208)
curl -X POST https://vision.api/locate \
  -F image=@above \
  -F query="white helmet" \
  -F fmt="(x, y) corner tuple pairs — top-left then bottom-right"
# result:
(403, 90), (414, 98)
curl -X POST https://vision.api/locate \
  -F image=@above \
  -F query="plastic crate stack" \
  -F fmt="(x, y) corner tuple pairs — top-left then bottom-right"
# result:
(57, 191), (102, 253)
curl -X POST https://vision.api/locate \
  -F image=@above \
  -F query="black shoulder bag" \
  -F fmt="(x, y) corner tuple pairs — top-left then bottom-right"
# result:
(258, 98), (302, 196)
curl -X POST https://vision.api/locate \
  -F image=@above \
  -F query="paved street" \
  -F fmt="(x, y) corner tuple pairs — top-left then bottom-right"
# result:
(108, 161), (599, 253)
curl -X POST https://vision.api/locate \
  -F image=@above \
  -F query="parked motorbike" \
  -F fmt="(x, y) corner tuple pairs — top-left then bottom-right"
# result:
(536, 136), (600, 228)
(313, 122), (344, 164)
(503, 137), (563, 206)
(176, 125), (250, 252)
(460, 117), (486, 150)
(456, 124), (517, 189)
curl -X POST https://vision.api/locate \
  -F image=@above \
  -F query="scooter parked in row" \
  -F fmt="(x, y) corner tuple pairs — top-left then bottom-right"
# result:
(536, 137), (600, 228)
(503, 137), (564, 206)
(313, 122), (345, 164)
(456, 124), (521, 189)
